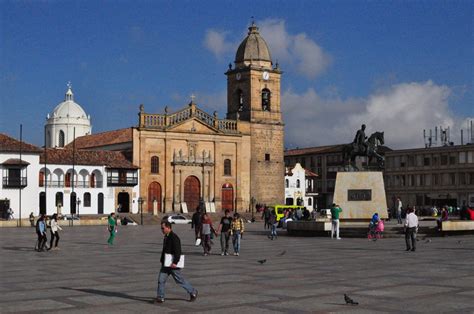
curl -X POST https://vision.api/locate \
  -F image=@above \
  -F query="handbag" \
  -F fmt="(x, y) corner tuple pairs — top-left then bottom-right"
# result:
(164, 253), (185, 268)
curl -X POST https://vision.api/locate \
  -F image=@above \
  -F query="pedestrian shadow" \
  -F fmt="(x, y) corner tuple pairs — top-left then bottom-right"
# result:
(2, 246), (35, 252)
(60, 287), (158, 303)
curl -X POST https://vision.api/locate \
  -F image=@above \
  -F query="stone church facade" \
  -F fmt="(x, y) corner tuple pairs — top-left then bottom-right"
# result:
(73, 23), (284, 213)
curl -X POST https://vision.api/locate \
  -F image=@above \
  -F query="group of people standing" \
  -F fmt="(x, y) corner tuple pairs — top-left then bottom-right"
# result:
(191, 209), (245, 256)
(34, 213), (62, 252)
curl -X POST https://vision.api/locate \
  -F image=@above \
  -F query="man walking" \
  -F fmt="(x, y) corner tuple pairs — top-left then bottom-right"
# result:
(404, 207), (418, 252)
(396, 197), (403, 224)
(155, 221), (197, 304)
(217, 210), (232, 256)
(330, 204), (342, 239)
(231, 213), (245, 256)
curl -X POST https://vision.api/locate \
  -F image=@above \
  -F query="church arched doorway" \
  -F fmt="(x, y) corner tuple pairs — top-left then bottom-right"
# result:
(221, 183), (234, 212)
(184, 176), (200, 212)
(148, 182), (162, 213)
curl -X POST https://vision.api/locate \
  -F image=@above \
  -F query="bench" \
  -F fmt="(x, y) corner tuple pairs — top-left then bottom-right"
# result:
(441, 220), (474, 232)
(287, 220), (332, 235)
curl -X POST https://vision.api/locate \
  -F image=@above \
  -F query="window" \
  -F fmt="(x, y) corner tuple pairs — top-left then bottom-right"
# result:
(39, 171), (45, 187)
(237, 89), (244, 111)
(224, 159), (231, 176)
(151, 156), (159, 174)
(296, 179), (300, 188)
(424, 156), (430, 166)
(432, 174), (439, 186)
(65, 172), (71, 187)
(58, 130), (65, 147)
(285, 179), (289, 188)
(459, 152), (466, 163)
(84, 192), (91, 207)
(261, 88), (270, 111)
(460, 173), (466, 185)
(265, 154), (270, 161)
(441, 155), (448, 165)
(449, 154), (457, 165)
(90, 173), (96, 188)
(308, 198), (312, 206)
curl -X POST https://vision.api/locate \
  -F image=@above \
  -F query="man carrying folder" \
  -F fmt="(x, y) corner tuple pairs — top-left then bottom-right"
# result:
(155, 221), (198, 304)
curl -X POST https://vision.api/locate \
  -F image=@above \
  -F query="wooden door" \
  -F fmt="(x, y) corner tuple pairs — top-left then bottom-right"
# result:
(148, 181), (161, 213)
(221, 183), (234, 211)
(184, 176), (200, 212)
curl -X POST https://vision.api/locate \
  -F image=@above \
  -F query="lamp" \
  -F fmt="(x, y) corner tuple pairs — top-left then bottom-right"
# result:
(76, 197), (81, 217)
(137, 197), (144, 225)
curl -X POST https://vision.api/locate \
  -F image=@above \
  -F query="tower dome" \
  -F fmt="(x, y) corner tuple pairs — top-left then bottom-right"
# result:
(45, 83), (92, 148)
(235, 22), (272, 68)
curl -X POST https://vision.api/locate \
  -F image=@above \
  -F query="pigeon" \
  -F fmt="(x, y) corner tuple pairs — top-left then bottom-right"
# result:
(457, 240), (462, 244)
(277, 250), (287, 256)
(344, 294), (358, 305)
(257, 259), (267, 264)
(425, 239), (432, 243)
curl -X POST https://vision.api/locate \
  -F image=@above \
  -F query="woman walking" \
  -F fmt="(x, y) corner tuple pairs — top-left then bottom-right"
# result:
(48, 214), (63, 250)
(200, 213), (216, 256)
(231, 213), (245, 256)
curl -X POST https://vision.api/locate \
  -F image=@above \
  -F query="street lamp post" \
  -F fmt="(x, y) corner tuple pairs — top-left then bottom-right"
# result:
(76, 197), (81, 218)
(251, 197), (256, 221)
(137, 197), (144, 225)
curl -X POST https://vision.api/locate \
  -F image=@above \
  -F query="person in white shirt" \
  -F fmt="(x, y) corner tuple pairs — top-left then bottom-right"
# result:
(49, 214), (63, 250)
(404, 207), (418, 252)
(396, 197), (403, 224)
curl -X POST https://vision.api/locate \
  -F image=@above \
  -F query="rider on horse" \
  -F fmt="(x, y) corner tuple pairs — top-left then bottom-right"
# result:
(353, 124), (368, 154)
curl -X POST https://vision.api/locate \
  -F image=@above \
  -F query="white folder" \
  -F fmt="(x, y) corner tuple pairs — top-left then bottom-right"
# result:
(164, 253), (185, 268)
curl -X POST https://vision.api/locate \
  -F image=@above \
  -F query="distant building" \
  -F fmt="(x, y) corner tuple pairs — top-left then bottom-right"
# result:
(284, 163), (318, 210)
(285, 144), (392, 209)
(384, 144), (474, 210)
(45, 84), (91, 148)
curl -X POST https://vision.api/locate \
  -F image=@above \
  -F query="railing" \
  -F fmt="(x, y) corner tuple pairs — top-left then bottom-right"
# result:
(39, 181), (104, 188)
(139, 104), (239, 133)
(107, 177), (138, 186)
(2, 177), (27, 188)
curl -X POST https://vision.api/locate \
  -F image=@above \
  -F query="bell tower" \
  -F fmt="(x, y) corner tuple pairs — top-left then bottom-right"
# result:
(226, 22), (285, 206)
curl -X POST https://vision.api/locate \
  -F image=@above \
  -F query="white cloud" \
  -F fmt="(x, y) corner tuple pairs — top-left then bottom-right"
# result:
(283, 81), (459, 149)
(203, 29), (234, 60)
(203, 19), (331, 79)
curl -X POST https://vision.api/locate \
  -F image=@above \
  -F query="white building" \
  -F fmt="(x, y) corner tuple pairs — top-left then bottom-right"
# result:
(284, 163), (318, 211)
(39, 148), (140, 216)
(0, 133), (42, 219)
(1, 133), (140, 219)
(45, 83), (92, 148)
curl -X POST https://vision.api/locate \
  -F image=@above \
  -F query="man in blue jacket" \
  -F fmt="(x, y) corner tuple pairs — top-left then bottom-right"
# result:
(155, 221), (198, 304)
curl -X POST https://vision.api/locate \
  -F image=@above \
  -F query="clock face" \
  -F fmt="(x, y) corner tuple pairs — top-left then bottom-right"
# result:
(262, 71), (269, 80)
(236, 73), (241, 80)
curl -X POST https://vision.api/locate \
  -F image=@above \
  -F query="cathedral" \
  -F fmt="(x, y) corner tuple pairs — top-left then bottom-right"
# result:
(72, 22), (285, 213)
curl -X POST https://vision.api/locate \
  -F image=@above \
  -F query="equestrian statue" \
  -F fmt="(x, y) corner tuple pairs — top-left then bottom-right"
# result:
(342, 124), (385, 170)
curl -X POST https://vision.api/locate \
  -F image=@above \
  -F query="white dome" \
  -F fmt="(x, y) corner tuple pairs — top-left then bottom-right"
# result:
(51, 100), (88, 120)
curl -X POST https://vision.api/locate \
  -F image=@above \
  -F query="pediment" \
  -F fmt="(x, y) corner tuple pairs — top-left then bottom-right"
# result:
(167, 117), (220, 134)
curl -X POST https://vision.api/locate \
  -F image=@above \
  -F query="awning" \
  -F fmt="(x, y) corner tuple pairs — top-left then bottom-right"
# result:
(1, 158), (30, 166)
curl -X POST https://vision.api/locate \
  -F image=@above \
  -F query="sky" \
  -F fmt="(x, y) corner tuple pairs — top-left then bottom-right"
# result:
(1, 0), (472, 149)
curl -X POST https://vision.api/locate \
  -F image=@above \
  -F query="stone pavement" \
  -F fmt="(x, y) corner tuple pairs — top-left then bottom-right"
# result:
(0, 223), (473, 313)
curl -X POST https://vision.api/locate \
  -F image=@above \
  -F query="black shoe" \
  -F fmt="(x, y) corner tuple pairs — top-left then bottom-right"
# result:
(406, 248), (411, 251)
(411, 248), (416, 252)
(153, 298), (165, 304)
(190, 290), (198, 302)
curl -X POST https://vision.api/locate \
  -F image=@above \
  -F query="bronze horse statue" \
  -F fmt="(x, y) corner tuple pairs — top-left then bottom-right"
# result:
(342, 131), (385, 170)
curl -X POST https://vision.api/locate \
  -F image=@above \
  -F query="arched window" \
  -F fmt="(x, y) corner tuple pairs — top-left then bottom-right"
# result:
(151, 156), (159, 174)
(296, 179), (300, 188)
(236, 89), (244, 111)
(39, 171), (45, 187)
(285, 179), (289, 188)
(224, 159), (231, 176)
(58, 130), (65, 147)
(262, 88), (271, 111)
(84, 192), (91, 207)
(308, 198), (312, 206)
(55, 192), (63, 207)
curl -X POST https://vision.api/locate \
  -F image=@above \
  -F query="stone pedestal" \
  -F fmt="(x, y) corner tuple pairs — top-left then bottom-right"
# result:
(333, 172), (388, 219)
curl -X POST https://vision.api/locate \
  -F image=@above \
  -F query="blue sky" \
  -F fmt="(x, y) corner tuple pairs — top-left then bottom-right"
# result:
(1, 0), (472, 149)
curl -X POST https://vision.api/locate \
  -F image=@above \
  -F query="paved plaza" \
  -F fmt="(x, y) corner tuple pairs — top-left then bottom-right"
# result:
(1, 223), (474, 313)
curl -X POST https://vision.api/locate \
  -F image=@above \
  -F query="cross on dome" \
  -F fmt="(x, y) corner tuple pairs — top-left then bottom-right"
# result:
(65, 81), (74, 101)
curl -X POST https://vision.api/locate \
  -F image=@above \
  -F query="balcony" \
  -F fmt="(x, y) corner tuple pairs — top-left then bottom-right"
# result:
(107, 176), (138, 186)
(2, 177), (27, 188)
(39, 181), (104, 188)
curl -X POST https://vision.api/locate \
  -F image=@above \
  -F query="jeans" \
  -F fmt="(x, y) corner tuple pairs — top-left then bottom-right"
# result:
(270, 224), (277, 238)
(202, 234), (211, 254)
(220, 232), (231, 253)
(232, 231), (241, 253)
(50, 231), (59, 248)
(331, 219), (340, 238)
(397, 211), (402, 224)
(405, 227), (417, 250)
(157, 267), (195, 299)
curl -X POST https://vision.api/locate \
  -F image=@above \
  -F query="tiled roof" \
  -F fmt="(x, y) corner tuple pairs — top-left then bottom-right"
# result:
(1, 158), (30, 166)
(40, 148), (138, 169)
(0, 133), (42, 153)
(285, 144), (346, 156)
(305, 169), (318, 177)
(285, 144), (392, 156)
(68, 128), (133, 150)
